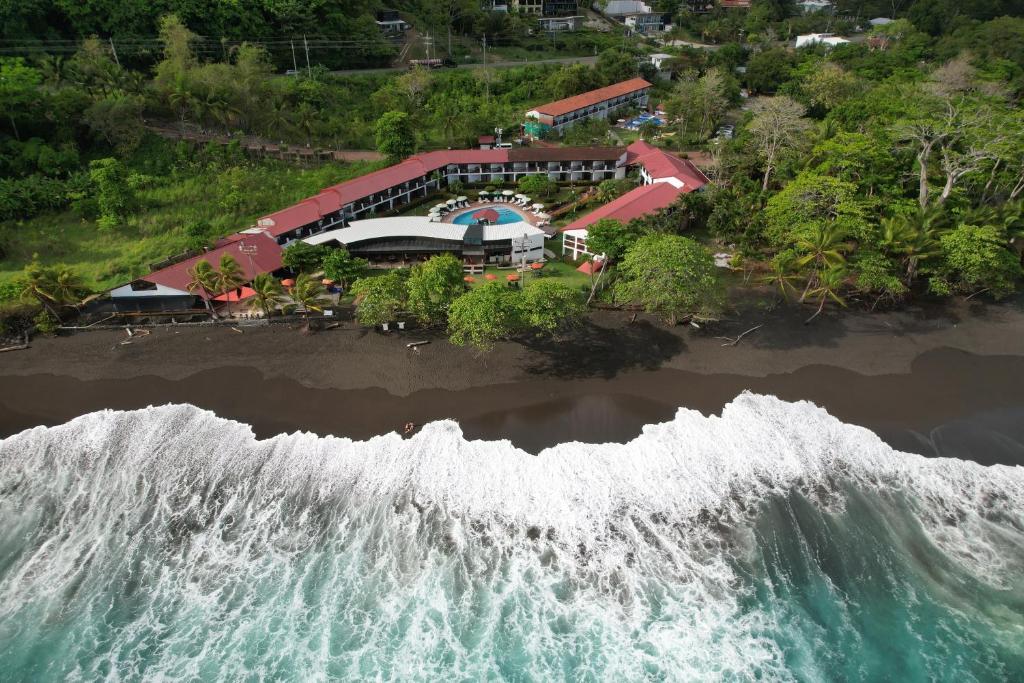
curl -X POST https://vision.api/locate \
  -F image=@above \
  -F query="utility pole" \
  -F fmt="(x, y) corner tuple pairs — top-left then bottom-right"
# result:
(482, 34), (489, 101)
(303, 35), (311, 75)
(290, 40), (299, 72)
(108, 37), (120, 67)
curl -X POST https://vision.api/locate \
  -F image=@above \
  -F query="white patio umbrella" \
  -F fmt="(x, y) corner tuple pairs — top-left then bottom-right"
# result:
(532, 203), (545, 210)
(478, 190), (489, 196)
(457, 196), (468, 202)
(446, 198), (457, 206)
(502, 190), (514, 197)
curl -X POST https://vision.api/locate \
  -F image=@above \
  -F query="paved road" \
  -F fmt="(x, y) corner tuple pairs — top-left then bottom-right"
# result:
(331, 55), (598, 77)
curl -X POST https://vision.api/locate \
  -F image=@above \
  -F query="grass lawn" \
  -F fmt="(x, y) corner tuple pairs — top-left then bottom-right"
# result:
(0, 158), (385, 292)
(465, 260), (591, 293)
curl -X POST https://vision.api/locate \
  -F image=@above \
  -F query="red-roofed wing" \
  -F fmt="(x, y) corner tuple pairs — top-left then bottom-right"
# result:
(561, 183), (684, 232)
(142, 233), (283, 294)
(530, 78), (652, 118)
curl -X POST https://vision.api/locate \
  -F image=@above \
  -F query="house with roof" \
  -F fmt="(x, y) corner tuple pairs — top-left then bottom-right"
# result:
(108, 232), (284, 312)
(524, 78), (653, 136)
(795, 33), (850, 48)
(561, 141), (709, 259)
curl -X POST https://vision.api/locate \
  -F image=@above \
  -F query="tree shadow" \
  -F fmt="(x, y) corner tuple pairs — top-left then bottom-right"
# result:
(519, 318), (686, 379)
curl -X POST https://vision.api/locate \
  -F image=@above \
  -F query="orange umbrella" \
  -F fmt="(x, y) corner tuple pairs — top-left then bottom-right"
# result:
(463, 275), (476, 283)
(321, 278), (335, 285)
(506, 273), (520, 282)
(484, 273), (497, 280)
(530, 262), (543, 270)
(281, 278), (295, 287)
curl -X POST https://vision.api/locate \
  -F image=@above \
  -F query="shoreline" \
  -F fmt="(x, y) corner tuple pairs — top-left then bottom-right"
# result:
(0, 295), (1022, 465)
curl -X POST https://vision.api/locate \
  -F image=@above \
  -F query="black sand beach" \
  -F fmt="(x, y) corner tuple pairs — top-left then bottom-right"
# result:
(1, 297), (1023, 464)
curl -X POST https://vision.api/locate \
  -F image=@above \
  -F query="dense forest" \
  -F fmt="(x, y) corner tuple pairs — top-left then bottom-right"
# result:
(1, 1), (1023, 338)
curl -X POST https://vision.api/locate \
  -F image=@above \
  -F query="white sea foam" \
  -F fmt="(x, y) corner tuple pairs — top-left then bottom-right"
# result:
(0, 393), (1022, 681)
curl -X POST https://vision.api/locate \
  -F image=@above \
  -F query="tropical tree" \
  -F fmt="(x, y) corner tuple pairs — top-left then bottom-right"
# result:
(804, 266), (848, 324)
(248, 272), (285, 317)
(186, 259), (219, 316)
(321, 248), (368, 288)
(447, 282), (524, 350)
(761, 250), (803, 302)
(616, 234), (721, 325)
(282, 241), (328, 274)
(879, 208), (949, 285)
(375, 111), (415, 163)
(933, 223), (1022, 298)
(288, 273), (331, 328)
(747, 96), (811, 191)
(406, 253), (464, 325)
(18, 259), (63, 319)
(521, 280), (585, 335)
(215, 254), (246, 299)
(351, 271), (406, 326)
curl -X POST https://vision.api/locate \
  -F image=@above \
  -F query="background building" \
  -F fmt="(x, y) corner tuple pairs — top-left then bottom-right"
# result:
(524, 78), (652, 135)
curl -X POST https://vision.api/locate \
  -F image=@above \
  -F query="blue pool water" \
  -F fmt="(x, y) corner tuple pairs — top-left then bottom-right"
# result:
(452, 206), (523, 225)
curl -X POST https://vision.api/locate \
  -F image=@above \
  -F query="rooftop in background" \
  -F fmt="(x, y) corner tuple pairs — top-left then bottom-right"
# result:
(603, 0), (652, 15)
(528, 78), (653, 118)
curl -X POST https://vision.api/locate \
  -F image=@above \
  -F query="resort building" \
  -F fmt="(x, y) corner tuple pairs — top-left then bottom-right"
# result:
(561, 141), (709, 259)
(542, 0), (579, 15)
(524, 78), (653, 136)
(243, 147), (628, 247)
(108, 232), (284, 311)
(306, 217), (546, 273)
(511, 0), (543, 13)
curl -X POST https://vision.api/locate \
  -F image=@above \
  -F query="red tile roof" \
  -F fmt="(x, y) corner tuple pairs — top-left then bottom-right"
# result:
(529, 78), (653, 117)
(626, 141), (710, 190)
(561, 183), (684, 231)
(257, 200), (322, 237)
(142, 232), (283, 294)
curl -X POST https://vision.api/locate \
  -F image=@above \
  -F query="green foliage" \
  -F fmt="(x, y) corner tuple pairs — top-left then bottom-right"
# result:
(406, 253), (464, 325)
(585, 218), (647, 261)
(281, 241), (328, 274)
(33, 309), (59, 335)
(936, 224), (1022, 298)
(351, 271), (406, 327)
(764, 172), (871, 247)
(517, 174), (556, 199)
(321, 248), (368, 288)
(447, 282), (524, 350)
(88, 157), (135, 231)
(616, 234), (721, 325)
(853, 250), (908, 304)
(375, 111), (415, 163)
(746, 48), (796, 95)
(248, 272), (286, 317)
(184, 219), (216, 251)
(288, 273), (331, 319)
(521, 280), (585, 335)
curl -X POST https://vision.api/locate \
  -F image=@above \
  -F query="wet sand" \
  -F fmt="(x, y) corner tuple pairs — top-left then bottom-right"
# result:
(1, 296), (1022, 464)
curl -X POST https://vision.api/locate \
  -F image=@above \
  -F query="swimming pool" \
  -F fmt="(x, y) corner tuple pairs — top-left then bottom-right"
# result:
(451, 206), (524, 225)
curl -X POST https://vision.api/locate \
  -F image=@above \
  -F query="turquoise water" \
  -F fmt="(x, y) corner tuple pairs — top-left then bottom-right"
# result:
(452, 205), (523, 224)
(1, 396), (1023, 680)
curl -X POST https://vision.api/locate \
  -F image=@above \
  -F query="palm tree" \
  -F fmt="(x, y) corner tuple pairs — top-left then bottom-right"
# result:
(19, 260), (61, 320)
(795, 224), (850, 300)
(49, 266), (85, 309)
(804, 266), (848, 324)
(761, 252), (803, 303)
(249, 273), (285, 318)
(186, 260), (219, 317)
(287, 273), (330, 331)
(880, 207), (949, 285)
(215, 255), (246, 299)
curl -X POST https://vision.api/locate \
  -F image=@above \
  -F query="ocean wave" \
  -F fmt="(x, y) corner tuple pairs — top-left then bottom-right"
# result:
(1, 395), (1022, 680)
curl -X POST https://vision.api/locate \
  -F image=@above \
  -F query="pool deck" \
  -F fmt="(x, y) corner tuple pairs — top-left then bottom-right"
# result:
(443, 200), (541, 227)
